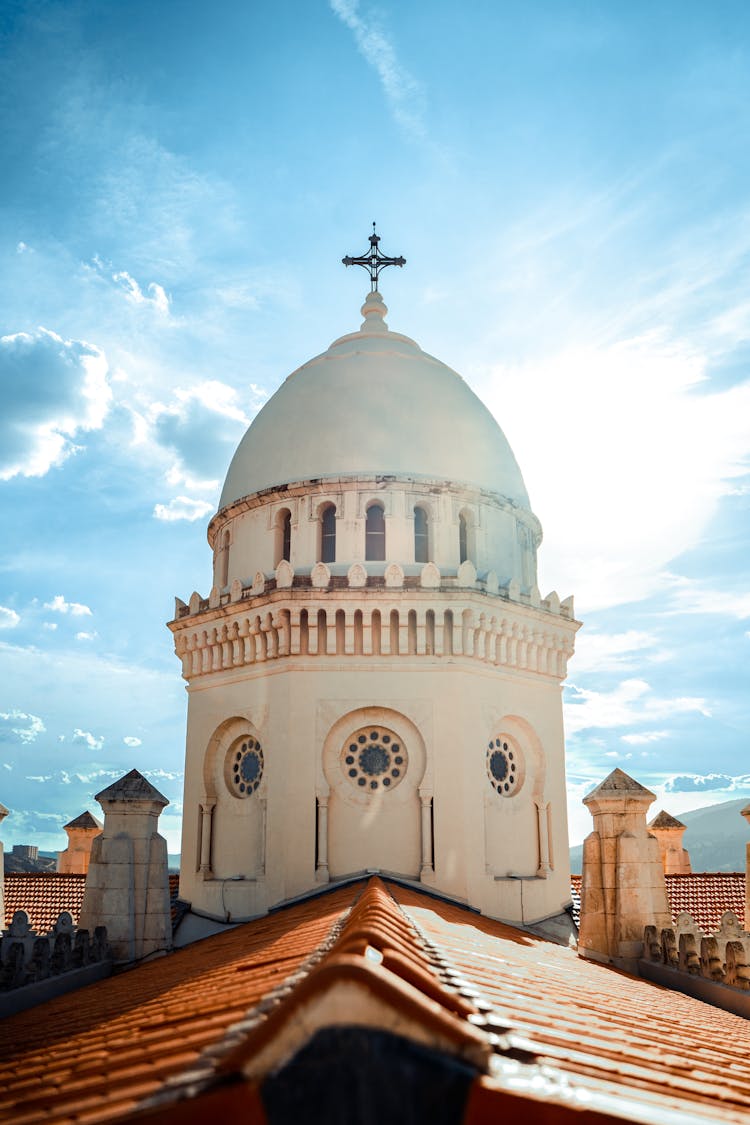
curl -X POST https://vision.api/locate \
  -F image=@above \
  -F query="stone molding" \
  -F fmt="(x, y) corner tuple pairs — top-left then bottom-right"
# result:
(170, 588), (577, 683)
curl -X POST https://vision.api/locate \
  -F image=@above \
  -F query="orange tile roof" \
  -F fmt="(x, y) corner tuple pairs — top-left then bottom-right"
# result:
(2, 878), (750, 1125)
(390, 883), (750, 1123)
(4, 872), (87, 932)
(4, 873), (182, 932)
(571, 872), (747, 934)
(0, 884), (356, 1125)
(664, 872), (746, 933)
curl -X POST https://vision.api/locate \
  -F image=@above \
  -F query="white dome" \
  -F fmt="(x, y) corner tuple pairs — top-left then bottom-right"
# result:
(219, 292), (530, 511)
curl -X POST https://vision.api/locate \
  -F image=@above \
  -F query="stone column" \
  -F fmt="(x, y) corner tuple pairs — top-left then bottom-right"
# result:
(316, 796), (329, 882)
(420, 794), (433, 877)
(78, 769), (172, 964)
(578, 767), (671, 972)
(648, 810), (691, 875)
(199, 799), (216, 877)
(742, 803), (750, 931)
(535, 801), (551, 878)
(57, 810), (103, 874)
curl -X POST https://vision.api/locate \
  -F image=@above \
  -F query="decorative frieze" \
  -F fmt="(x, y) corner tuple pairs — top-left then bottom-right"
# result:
(171, 591), (576, 682)
(643, 910), (750, 992)
(1, 910), (111, 992)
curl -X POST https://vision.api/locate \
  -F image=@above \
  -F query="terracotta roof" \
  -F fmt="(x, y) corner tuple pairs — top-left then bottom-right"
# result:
(4, 872), (87, 933)
(4, 873), (181, 932)
(571, 873), (747, 935)
(0, 883), (356, 1125)
(664, 872), (746, 933)
(2, 877), (750, 1124)
(391, 882), (750, 1123)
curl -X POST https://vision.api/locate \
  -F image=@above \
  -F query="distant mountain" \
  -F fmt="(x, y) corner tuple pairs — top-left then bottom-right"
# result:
(570, 798), (748, 874)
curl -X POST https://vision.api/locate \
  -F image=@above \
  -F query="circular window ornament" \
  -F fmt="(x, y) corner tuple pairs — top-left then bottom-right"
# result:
(227, 737), (264, 798)
(486, 736), (521, 797)
(341, 726), (406, 792)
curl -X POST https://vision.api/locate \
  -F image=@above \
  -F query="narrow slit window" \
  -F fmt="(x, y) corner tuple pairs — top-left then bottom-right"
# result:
(282, 511), (291, 562)
(459, 513), (468, 564)
(366, 504), (386, 561)
(414, 507), (428, 564)
(321, 506), (336, 563)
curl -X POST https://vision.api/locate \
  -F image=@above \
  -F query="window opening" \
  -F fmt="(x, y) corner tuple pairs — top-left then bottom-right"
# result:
(414, 507), (428, 564)
(366, 504), (386, 561)
(321, 505), (336, 564)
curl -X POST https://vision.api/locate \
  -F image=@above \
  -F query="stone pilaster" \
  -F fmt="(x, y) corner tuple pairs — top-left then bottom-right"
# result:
(78, 770), (171, 964)
(578, 768), (671, 972)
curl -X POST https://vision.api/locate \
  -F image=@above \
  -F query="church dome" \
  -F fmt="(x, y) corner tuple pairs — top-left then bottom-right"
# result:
(219, 291), (530, 512)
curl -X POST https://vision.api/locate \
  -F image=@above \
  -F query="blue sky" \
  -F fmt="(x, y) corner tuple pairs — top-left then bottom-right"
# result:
(1, 0), (749, 853)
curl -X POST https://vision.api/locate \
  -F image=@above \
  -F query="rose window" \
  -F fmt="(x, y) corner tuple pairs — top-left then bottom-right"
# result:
(228, 737), (264, 798)
(342, 727), (406, 792)
(487, 737), (519, 796)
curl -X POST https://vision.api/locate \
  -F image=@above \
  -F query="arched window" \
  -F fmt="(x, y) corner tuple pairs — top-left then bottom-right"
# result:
(414, 506), (428, 564)
(275, 509), (292, 565)
(365, 504), (386, 561)
(459, 513), (468, 564)
(321, 505), (336, 563)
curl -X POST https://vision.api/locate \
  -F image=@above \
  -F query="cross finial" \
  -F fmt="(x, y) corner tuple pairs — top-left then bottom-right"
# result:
(342, 223), (406, 292)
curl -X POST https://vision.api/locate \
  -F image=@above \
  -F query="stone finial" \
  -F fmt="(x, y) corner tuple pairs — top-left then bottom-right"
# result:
(57, 810), (103, 875)
(648, 809), (691, 875)
(578, 768), (672, 971)
(78, 769), (172, 964)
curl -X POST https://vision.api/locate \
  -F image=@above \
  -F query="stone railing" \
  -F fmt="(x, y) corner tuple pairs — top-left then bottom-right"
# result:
(1, 909), (111, 992)
(643, 910), (750, 991)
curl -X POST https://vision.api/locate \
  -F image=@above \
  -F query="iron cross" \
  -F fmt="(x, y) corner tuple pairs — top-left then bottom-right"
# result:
(342, 223), (406, 291)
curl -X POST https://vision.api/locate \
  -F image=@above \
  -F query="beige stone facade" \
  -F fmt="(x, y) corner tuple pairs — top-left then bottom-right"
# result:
(171, 292), (579, 927)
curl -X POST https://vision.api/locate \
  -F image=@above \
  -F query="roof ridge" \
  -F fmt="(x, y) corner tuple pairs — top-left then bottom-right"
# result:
(215, 877), (488, 1081)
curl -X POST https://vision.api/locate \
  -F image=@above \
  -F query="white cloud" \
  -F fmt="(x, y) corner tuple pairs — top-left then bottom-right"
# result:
(663, 772), (750, 793)
(570, 630), (664, 674)
(112, 270), (171, 316)
(42, 622), (58, 631)
(75, 631), (97, 641)
(665, 574), (750, 619)
(484, 334), (750, 612)
(564, 678), (710, 735)
(0, 327), (111, 480)
(44, 595), (92, 617)
(16, 241), (33, 254)
(149, 381), (254, 488)
(154, 496), (214, 522)
(0, 606), (20, 629)
(123, 735), (142, 747)
(0, 710), (45, 743)
(329, 0), (426, 137)
(72, 728), (104, 750)
(621, 730), (671, 745)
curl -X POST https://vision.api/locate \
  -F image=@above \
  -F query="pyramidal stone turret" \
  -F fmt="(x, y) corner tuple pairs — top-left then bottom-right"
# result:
(648, 809), (691, 875)
(78, 770), (171, 964)
(578, 768), (671, 971)
(57, 810), (102, 875)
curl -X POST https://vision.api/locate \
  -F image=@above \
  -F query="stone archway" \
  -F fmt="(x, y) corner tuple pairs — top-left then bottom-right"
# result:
(321, 707), (427, 880)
